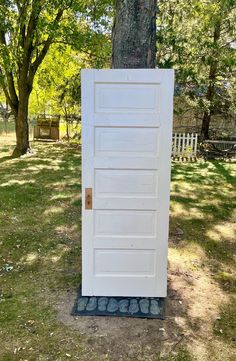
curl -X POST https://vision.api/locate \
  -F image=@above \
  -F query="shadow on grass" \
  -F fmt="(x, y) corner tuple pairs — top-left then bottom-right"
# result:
(171, 160), (235, 262)
(0, 141), (235, 360)
(0, 155), (14, 164)
(0, 141), (82, 265)
(211, 160), (236, 185)
(170, 159), (236, 349)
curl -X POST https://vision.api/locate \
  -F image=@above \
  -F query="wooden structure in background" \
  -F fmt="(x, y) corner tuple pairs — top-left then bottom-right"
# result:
(33, 115), (60, 141)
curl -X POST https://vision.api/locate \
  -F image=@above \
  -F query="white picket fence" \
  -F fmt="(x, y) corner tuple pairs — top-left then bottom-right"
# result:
(172, 133), (198, 159)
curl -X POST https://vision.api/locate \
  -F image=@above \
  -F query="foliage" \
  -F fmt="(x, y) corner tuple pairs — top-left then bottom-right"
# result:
(157, 0), (236, 137)
(0, 0), (235, 145)
(0, 0), (112, 107)
(0, 0), (112, 155)
(28, 45), (81, 116)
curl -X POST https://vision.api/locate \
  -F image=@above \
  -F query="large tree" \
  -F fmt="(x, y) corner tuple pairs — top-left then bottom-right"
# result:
(199, 0), (236, 139)
(157, 0), (236, 139)
(0, 0), (83, 156)
(112, 0), (157, 68)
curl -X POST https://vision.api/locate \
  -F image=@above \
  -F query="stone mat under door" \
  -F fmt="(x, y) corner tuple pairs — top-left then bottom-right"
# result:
(72, 288), (165, 319)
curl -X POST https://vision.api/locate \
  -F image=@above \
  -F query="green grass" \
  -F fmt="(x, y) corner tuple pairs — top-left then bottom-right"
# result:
(166, 349), (194, 361)
(169, 159), (236, 354)
(170, 161), (235, 266)
(0, 139), (85, 360)
(0, 136), (235, 361)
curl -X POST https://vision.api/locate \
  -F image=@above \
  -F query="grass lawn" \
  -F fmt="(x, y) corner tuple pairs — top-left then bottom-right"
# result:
(0, 134), (235, 361)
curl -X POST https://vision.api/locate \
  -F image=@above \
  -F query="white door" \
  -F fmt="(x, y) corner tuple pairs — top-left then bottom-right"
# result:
(82, 69), (174, 297)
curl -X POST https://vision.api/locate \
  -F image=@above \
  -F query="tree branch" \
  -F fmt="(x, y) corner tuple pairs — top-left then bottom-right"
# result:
(18, 0), (42, 77)
(16, 0), (30, 49)
(29, 8), (64, 84)
(0, 31), (19, 108)
(0, 67), (18, 115)
(25, 0), (42, 48)
(220, 38), (236, 49)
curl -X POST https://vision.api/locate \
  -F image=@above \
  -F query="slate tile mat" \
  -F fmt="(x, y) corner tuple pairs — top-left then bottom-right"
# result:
(72, 288), (165, 319)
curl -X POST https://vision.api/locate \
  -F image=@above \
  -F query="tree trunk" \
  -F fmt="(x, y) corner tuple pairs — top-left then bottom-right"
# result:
(201, 111), (211, 140)
(200, 20), (221, 140)
(12, 90), (30, 157)
(112, 0), (157, 68)
(200, 61), (217, 140)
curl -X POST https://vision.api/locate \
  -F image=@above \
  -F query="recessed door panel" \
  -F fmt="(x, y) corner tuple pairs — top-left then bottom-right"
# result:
(95, 169), (158, 197)
(95, 83), (159, 113)
(95, 127), (159, 157)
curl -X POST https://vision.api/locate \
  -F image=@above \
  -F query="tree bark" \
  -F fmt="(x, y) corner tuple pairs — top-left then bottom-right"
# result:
(200, 59), (217, 140)
(201, 112), (211, 140)
(112, 0), (157, 68)
(12, 89), (30, 157)
(200, 20), (221, 140)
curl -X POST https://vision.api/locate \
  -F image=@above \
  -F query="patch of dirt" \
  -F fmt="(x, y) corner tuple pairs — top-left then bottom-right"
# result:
(55, 288), (185, 361)
(53, 250), (235, 361)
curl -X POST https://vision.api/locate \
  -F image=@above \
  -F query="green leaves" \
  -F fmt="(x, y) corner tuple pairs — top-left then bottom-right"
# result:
(0, 0), (112, 111)
(157, 0), (236, 133)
